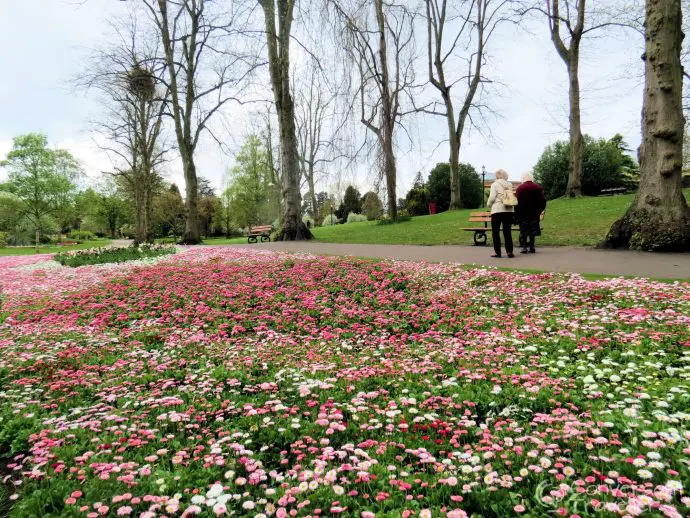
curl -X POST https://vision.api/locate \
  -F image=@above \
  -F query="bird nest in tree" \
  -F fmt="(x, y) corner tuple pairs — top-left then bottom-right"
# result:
(127, 66), (156, 100)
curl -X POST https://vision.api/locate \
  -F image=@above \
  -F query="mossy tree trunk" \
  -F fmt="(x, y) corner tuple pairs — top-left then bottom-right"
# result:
(603, 0), (690, 251)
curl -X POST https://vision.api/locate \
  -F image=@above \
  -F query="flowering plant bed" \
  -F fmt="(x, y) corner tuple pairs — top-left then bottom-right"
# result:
(54, 243), (176, 267)
(0, 247), (688, 517)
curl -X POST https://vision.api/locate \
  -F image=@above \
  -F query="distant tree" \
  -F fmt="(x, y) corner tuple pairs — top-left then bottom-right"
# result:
(361, 191), (384, 220)
(152, 184), (186, 240)
(337, 185), (363, 222)
(404, 185), (430, 216)
(198, 195), (222, 237)
(427, 163), (451, 212)
(197, 177), (216, 198)
(0, 134), (80, 251)
(534, 134), (640, 199)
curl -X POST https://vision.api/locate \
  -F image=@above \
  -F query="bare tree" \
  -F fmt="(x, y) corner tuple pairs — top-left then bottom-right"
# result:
(295, 58), (348, 218)
(141, 0), (255, 244)
(603, 0), (690, 251)
(80, 16), (168, 244)
(332, 0), (416, 220)
(425, 0), (510, 209)
(532, 1), (633, 197)
(258, 0), (312, 240)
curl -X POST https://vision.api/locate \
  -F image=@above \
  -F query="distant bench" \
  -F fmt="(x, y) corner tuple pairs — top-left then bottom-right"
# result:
(598, 187), (627, 196)
(461, 211), (545, 246)
(247, 225), (272, 244)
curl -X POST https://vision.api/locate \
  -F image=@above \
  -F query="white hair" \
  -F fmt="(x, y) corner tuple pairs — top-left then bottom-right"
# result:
(495, 169), (509, 180)
(522, 172), (534, 182)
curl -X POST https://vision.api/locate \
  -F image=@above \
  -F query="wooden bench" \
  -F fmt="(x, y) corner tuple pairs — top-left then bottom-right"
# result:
(247, 225), (272, 243)
(461, 211), (544, 246)
(599, 187), (627, 196)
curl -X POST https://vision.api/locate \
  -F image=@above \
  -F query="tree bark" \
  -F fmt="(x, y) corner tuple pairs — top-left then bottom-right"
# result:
(181, 151), (200, 243)
(566, 55), (583, 197)
(602, 0), (690, 251)
(35, 227), (40, 253)
(260, 0), (312, 241)
(448, 116), (461, 210)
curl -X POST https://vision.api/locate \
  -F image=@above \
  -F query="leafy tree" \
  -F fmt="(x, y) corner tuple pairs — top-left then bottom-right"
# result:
(226, 135), (280, 228)
(152, 184), (186, 239)
(198, 195), (222, 237)
(0, 134), (80, 251)
(198, 177), (216, 197)
(404, 185), (430, 216)
(336, 186), (362, 222)
(427, 163), (451, 212)
(534, 134), (640, 199)
(361, 191), (384, 220)
(427, 162), (483, 211)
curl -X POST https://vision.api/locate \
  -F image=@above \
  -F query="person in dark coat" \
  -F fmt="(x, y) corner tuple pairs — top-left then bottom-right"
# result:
(515, 172), (546, 253)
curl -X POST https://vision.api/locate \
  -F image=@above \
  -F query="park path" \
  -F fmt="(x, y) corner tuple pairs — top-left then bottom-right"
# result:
(105, 239), (133, 248)
(229, 242), (690, 280)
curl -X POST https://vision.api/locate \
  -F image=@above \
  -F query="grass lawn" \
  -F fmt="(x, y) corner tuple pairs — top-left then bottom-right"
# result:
(0, 239), (112, 256)
(206, 191), (690, 248)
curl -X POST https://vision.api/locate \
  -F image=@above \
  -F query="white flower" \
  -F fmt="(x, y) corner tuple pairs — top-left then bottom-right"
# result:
(207, 483), (224, 499)
(191, 495), (206, 505)
(333, 485), (345, 495)
(637, 469), (653, 479)
(242, 501), (255, 510)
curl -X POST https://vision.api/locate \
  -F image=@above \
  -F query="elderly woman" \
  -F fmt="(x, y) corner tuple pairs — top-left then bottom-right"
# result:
(515, 172), (546, 253)
(486, 169), (515, 258)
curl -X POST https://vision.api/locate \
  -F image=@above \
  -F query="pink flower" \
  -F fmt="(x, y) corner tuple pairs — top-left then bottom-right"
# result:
(514, 505), (526, 513)
(117, 506), (132, 516)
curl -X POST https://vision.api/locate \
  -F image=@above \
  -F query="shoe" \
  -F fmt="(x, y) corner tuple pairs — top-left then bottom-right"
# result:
(490, 254), (501, 258)
(520, 249), (529, 254)
(528, 249), (536, 253)
(507, 253), (515, 258)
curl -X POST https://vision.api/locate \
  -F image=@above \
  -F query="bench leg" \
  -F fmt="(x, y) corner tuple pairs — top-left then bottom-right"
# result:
(248, 236), (257, 244)
(260, 235), (270, 243)
(473, 231), (487, 246)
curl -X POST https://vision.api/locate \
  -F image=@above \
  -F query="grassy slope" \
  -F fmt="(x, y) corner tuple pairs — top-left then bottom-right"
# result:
(0, 239), (112, 256)
(202, 190), (690, 248)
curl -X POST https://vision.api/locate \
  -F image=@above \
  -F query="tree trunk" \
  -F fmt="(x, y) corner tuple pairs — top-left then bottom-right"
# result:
(134, 183), (146, 245)
(383, 135), (397, 221)
(602, 0), (690, 251)
(275, 93), (312, 240)
(449, 132), (461, 209)
(35, 227), (40, 253)
(308, 170), (317, 219)
(182, 153), (201, 244)
(566, 55), (583, 197)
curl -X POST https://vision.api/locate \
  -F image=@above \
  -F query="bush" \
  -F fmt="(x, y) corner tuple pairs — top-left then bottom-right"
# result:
(54, 244), (176, 268)
(361, 192), (384, 220)
(404, 186), (430, 216)
(322, 214), (338, 226)
(426, 162), (483, 210)
(68, 230), (96, 242)
(534, 134), (639, 199)
(0, 232), (7, 248)
(346, 213), (368, 223)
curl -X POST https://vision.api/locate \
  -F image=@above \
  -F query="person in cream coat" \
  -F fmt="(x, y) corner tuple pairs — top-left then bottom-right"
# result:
(486, 169), (515, 258)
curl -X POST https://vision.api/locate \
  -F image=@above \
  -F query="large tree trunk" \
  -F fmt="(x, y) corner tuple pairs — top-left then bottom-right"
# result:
(449, 132), (461, 209)
(566, 55), (583, 197)
(134, 183), (146, 245)
(603, 0), (690, 251)
(35, 227), (40, 253)
(181, 153), (201, 244)
(382, 130), (397, 220)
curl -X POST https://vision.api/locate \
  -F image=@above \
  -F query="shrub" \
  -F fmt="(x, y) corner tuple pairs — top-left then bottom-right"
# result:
(302, 215), (315, 229)
(346, 212), (368, 223)
(404, 186), (430, 216)
(54, 244), (176, 268)
(0, 232), (7, 248)
(534, 134), (639, 199)
(69, 230), (96, 242)
(361, 192), (383, 220)
(322, 214), (338, 226)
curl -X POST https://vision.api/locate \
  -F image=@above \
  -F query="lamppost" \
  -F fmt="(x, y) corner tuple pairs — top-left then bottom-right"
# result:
(481, 165), (486, 207)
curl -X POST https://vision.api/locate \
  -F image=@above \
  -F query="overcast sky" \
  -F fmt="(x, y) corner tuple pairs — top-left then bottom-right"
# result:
(0, 0), (645, 199)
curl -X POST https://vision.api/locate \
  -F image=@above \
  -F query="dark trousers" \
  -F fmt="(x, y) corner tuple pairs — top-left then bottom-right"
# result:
(491, 212), (514, 256)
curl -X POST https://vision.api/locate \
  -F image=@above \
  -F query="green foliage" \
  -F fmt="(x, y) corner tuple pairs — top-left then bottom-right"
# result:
(534, 134), (639, 199)
(225, 135), (280, 228)
(68, 230), (96, 242)
(426, 162), (484, 211)
(302, 215), (315, 228)
(322, 214), (338, 226)
(0, 134), (81, 243)
(404, 185), (430, 216)
(54, 244), (176, 267)
(336, 186), (362, 222)
(152, 184), (186, 239)
(458, 163), (484, 209)
(0, 232), (7, 247)
(426, 163), (451, 211)
(360, 191), (384, 220)
(346, 212), (368, 223)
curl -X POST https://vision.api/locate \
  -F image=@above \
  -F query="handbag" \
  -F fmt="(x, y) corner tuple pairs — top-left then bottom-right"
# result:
(500, 183), (518, 207)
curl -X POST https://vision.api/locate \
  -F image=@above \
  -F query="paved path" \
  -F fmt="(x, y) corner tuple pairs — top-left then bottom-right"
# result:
(230, 242), (690, 280)
(106, 239), (134, 248)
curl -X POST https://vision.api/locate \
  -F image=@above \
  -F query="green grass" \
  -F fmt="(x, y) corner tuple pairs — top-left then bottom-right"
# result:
(0, 239), (112, 256)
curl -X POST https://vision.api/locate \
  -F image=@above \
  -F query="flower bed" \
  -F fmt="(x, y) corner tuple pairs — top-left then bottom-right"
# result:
(54, 244), (177, 267)
(0, 248), (689, 517)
